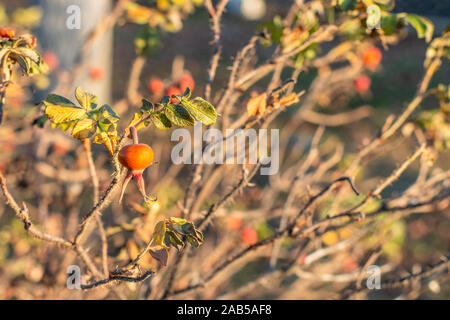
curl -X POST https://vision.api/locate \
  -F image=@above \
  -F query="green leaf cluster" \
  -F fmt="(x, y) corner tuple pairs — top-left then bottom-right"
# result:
(0, 37), (48, 77)
(129, 87), (217, 131)
(152, 217), (204, 251)
(41, 87), (120, 155)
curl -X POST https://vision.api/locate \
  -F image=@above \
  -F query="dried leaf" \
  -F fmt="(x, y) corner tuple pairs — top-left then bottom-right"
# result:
(149, 248), (168, 266)
(247, 92), (267, 117)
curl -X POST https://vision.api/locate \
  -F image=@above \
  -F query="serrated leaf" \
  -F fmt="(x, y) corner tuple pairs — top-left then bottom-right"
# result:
(128, 112), (148, 131)
(149, 248), (168, 266)
(75, 86), (98, 110)
(93, 131), (117, 155)
(44, 102), (86, 124)
(72, 118), (96, 139)
(164, 104), (195, 127)
(180, 97), (217, 125)
(406, 14), (434, 43)
(151, 112), (172, 129)
(45, 94), (76, 107)
(152, 221), (167, 248)
(141, 99), (154, 112)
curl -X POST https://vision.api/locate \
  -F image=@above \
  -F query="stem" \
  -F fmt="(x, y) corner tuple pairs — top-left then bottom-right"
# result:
(130, 126), (139, 144)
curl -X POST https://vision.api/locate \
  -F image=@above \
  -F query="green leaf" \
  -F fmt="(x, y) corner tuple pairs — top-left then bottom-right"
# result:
(186, 235), (200, 247)
(151, 112), (172, 129)
(45, 94), (76, 107)
(373, 0), (395, 11)
(165, 229), (185, 251)
(141, 99), (154, 112)
(44, 101), (87, 124)
(13, 47), (40, 64)
(381, 14), (398, 36)
(75, 86), (98, 110)
(152, 221), (167, 248)
(405, 14), (434, 42)
(169, 217), (187, 225)
(72, 118), (96, 139)
(180, 97), (217, 125)
(164, 104), (195, 127)
(338, 0), (356, 11)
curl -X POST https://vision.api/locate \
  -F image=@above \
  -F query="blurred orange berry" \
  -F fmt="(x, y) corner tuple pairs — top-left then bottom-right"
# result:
(52, 143), (70, 156)
(362, 46), (382, 70)
(166, 86), (182, 103)
(354, 75), (371, 93)
(90, 66), (105, 80)
(342, 256), (358, 273)
(0, 27), (15, 39)
(226, 215), (242, 230)
(297, 253), (307, 265)
(179, 73), (195, 92)
(42, 51), (59, 71)
(148, 78), (164, 93)
(241, 227), (258, 245)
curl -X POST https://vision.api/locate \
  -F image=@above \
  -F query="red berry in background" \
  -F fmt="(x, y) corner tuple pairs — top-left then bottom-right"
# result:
(354, 75), (371, 93)
(166, 86), (182, 103)
(241, 227), (258, 245)
(42, 51), (59, 71)
(179, 73), (195, 92)
(148, 78), (164, 94)
(0, 27), (15, 39)
(226, 215), (242, 230)
(342, 256), (358, 273)
(52, 143), (70, 156)
(362, 46), (382, 70)
(297, 253), (307, 265)
(90, 66), (105, 80)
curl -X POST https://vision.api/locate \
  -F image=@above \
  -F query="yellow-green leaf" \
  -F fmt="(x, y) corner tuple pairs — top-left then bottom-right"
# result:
(44, 102), (86, 124)
(75, 86), (98, 110)
(72, 118), (96, 139)
(152, 221), (168, 248)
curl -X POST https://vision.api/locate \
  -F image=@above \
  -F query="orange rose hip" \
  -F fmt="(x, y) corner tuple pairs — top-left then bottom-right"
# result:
(118, 141), (154, 203)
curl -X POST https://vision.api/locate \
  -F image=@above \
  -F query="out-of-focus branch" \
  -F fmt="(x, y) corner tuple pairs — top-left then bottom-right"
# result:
(204, 0), (230, 101)
(0, 172), (72, 248)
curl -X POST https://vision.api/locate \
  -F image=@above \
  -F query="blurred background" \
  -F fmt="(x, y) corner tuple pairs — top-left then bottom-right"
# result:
(0, 0), (448, 299)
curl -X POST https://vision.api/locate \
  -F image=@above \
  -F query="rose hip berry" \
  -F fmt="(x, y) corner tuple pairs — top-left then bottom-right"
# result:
(362, 46), (382, 70)
(166, 86), (182, 104)
(118, 127), (154, 203)
(241, 227), (258, 245)
(354, 75), (371, 93)
(148, 78), (164, 94)
(179, 73), (195, 92)
(0, 28), (15, 39)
